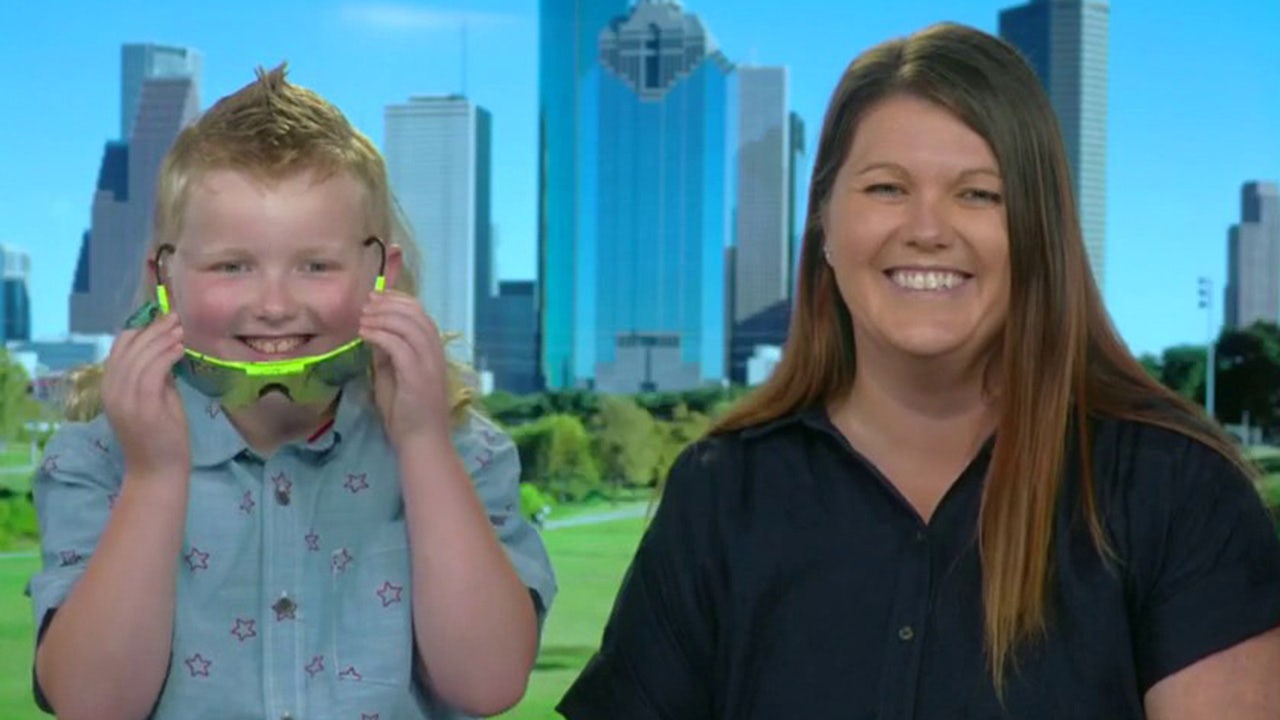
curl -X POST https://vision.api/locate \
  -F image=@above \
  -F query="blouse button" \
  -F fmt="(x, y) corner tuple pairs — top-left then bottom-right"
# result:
(898, 625), (915, 642)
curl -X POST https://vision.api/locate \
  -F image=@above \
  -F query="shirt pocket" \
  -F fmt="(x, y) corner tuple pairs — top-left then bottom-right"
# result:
(330, 525), (414, 691)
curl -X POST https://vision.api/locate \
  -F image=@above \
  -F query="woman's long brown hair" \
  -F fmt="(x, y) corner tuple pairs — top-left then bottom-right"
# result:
(713, 22), (1249, 693)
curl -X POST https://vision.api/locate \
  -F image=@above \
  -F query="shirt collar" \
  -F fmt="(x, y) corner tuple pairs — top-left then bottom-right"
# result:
(739, 405), (834, 439)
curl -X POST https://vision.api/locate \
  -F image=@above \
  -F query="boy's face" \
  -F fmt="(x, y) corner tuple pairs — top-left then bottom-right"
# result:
(164, 167), (393, 363)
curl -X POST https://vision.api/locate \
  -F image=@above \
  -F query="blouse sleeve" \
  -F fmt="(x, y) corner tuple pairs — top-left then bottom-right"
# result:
(1131, 437), (1280, 692)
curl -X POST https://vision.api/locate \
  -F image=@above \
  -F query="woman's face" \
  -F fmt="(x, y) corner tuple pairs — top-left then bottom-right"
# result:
(823, 94), (1010, 368)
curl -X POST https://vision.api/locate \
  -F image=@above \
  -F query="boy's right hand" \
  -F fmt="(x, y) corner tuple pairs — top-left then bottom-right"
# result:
(102, 312), (191, 477)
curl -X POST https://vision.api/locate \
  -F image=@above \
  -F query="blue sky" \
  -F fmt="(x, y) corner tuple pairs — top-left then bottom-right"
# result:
(1, 0), (1277, 357)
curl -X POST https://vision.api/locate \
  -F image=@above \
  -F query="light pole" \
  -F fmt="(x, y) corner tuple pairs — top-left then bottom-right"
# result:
(1198, 277), (1216, 419)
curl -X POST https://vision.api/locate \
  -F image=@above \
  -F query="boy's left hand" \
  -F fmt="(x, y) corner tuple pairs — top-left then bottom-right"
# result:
(359, 290), (452, 447)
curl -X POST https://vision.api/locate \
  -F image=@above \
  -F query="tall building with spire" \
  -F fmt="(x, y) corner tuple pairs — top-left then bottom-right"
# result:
(385, 95), (493, 363)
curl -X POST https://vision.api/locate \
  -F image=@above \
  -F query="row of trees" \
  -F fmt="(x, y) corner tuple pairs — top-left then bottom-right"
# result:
(483, 387), (749, 503)
(1138, 321), (1280, 431)
(496, 322), (1280, 503)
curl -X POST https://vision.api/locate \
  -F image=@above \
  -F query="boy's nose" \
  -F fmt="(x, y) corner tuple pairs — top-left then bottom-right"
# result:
(252, 275), (301, 321)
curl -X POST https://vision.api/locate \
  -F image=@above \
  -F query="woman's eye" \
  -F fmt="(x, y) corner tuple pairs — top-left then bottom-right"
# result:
(960, 189), (1004, 204)
(866, 184), (905, 197)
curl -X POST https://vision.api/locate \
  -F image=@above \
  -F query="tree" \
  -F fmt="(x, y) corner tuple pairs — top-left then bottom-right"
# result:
(1215, 322), (1280, 428)
(652, 403), (713, 488)
(592, 395), (660, 495)
(1158, 344), (1206, 402)
(0, 349), (39, 440)
(510, 413), (600, 502)
(1137, 353), (1162, 382)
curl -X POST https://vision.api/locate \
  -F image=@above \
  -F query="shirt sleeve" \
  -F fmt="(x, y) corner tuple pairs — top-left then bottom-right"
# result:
(1132, 437), (1280, 692)
(28, 419), (123, 710)
(557, 439), (725, 720)
(457, 411), (558, 626)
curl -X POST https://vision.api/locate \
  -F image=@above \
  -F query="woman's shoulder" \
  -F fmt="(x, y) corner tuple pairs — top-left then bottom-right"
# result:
(1089, 414), (1250, 484)
(1086, 415), (1265, 533)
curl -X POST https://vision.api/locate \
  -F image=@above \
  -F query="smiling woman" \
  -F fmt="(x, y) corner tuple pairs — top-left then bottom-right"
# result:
(558, 21), (1280, 720)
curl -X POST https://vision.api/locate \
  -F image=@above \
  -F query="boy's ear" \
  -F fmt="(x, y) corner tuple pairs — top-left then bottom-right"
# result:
(383, 243), (404, 290)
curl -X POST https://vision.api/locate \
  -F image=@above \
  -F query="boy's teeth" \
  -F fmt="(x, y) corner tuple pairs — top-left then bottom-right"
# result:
(244, 337), (306, 355)
(890, 270), (966, 291)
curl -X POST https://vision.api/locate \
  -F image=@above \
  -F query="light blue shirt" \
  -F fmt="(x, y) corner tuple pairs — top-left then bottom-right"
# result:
(30, 376), (557, 719)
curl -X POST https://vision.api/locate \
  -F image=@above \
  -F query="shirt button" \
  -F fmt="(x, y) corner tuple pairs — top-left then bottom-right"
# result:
(898, 625), (915, 641)
(272, 595), (297, 618)
(281, 714), (293, 720)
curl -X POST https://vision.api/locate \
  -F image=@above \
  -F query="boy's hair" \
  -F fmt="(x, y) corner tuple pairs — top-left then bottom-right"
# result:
(66, 64), (474, 421)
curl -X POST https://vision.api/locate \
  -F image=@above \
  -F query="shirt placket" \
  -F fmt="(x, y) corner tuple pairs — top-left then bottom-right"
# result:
(262, 454), (304, 720)
(878, 524), (933, 720)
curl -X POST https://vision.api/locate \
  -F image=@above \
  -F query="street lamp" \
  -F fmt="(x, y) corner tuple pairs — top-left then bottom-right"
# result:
(1197, 277), (1216, 419)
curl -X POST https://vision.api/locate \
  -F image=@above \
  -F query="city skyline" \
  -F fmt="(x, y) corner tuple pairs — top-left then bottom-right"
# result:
(2, 0), (1277, 361)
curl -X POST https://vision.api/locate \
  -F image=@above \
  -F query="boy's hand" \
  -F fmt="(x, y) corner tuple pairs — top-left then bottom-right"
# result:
(359, 290), (453, 448)
(101, 312), (191, 477)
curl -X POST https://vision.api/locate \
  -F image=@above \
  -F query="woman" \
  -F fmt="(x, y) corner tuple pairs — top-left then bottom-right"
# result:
(557, 22), (1280, 720)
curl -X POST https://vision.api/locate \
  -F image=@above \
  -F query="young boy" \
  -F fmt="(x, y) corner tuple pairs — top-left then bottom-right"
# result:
(30, 65), (556, 720)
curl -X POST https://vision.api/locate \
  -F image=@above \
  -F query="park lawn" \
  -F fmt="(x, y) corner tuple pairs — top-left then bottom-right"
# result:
(496, 516), (645, 719)
(0, 554), (40, 720)
(0, 516), (648, 719)
(0, 444), (34, 495)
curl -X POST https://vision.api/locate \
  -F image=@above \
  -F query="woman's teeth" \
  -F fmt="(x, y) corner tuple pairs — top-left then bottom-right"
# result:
(888, 270), (967, 291)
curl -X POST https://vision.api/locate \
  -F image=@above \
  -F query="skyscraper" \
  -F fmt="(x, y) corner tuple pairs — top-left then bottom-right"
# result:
(729, 66), (802, 384)
(385, 96), (492, 362)
(1000, 0), (1109, 291)
(70, 44), (201, 334)
(121, 44), (203, 138)
(0, 244), (31, 342)
(538, 0), (630, 389)
(484, 280), (541, 394)
(584, 0), (735, 393)
(734, 65), (790, 325)
(1225, 181), (1280, 329)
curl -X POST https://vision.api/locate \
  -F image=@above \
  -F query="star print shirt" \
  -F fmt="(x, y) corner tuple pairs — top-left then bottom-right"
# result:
(29, 376), (557, 720)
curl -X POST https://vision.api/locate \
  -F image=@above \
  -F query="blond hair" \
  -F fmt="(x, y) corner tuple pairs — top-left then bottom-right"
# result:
(67, 64), (474, 420)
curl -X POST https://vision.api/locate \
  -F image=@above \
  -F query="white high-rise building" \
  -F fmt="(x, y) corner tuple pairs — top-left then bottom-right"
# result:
(384, 96), (492, 363)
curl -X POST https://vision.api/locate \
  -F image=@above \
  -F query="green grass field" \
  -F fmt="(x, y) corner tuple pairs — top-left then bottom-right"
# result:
(0, 554), (40, 719)
(0, 443), (34, 495)
(0, 515), (646, 719)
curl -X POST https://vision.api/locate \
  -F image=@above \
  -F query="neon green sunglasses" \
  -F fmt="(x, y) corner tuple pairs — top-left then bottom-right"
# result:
(124, 236), (387, 407)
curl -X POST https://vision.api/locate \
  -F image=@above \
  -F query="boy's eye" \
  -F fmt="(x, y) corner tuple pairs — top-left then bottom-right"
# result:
(302, 261), (336, 273)
(213, 262), (249, 273)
